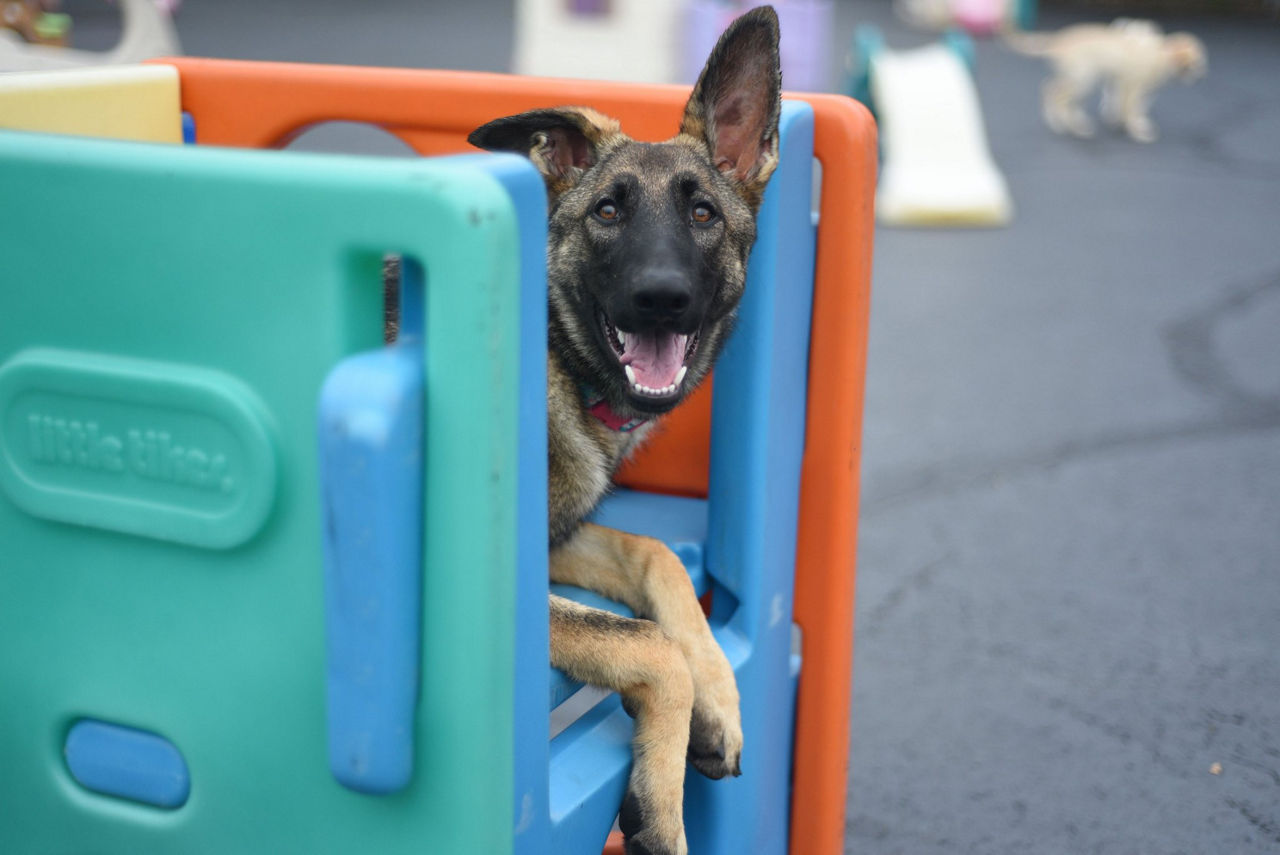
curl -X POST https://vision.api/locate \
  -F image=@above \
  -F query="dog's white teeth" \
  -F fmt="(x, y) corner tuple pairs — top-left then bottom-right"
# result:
(615, 327), (627, 350)
(629, 382), (677, 396)
(675, 366), (688, 386)
(627, 375), (682, 397)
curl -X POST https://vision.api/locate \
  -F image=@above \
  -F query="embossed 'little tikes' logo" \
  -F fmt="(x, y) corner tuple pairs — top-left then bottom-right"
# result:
(0, 348), (277, 549)
(26, 414), (234, 493)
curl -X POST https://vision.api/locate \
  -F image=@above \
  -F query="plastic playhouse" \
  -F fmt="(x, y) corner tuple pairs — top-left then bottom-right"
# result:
(0, 58), (875, 855)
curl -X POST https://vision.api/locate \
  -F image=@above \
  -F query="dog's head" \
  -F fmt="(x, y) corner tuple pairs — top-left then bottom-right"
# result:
(1166, 33), (1207, 82)
(468, 6), (781, 418)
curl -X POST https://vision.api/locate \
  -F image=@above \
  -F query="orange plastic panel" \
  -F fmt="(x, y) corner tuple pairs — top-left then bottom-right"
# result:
(787, 93), (876, 855)
(152, 58), (875, 855)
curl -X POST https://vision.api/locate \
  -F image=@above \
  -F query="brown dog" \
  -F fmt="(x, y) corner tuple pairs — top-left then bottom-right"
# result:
(468, 7), (782, 854)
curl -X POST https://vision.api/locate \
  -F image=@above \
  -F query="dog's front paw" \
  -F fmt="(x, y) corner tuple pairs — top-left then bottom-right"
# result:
(1126, 117), (1158, 143)
(1067, 114), (1097, 139)
(686, 643), (743, 780)
(619, 789), (688, 855)
(688, 702), (743, 780)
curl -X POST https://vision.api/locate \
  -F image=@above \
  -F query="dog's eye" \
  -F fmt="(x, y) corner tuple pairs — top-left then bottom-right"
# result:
(594, 199), (620, 222)
(691, 203), (717, 225)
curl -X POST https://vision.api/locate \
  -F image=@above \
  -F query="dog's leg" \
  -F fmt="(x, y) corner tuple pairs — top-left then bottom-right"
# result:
(1044, 65), (1099, 138)
(1118, 79), (1159, 142)
(1100, 78), (1125, 128)
(1040, 76), (1066, 135)
(551, 594), (692, 855)
(1042, 76), (1090, 137)
(552, 523), (743, 781)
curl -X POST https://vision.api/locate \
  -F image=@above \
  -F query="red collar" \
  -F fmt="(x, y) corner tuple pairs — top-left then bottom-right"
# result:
(582, 385), (649, 432)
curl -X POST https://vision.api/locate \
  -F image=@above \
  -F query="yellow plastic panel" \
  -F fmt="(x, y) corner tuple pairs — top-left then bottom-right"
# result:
(0, 63), (181, 143)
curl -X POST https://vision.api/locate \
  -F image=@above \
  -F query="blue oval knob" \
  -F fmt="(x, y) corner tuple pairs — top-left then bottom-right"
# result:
(64, 719), (190, 809)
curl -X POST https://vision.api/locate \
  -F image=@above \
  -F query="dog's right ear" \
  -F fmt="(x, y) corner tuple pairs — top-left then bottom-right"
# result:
(468, 107), (624, 198)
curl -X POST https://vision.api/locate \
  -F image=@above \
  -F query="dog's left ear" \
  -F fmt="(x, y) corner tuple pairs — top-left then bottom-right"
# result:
(468, 107), (624, 199)
(679, 5), (782, 210)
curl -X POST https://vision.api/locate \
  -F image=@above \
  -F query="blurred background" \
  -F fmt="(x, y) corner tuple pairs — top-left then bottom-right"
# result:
(10, 0), (1278, 851)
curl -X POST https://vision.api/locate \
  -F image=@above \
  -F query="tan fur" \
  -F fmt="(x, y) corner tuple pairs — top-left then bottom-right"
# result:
(549, 595), (694, 854)
(1008, 19), (1207, 143)
(551, 524), (743, 773)
(546, 352), (651, 531)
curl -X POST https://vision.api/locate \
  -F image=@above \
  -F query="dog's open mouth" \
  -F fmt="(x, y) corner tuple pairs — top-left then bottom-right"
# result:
(600, 311), (699, 400)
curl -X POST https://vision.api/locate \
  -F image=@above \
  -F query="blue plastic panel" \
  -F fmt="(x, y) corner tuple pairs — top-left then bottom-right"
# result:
(549, 694), (632, 854)
(64, 719), (190, 809)
(458, 154), (553, 855)
(687, 98), (816, 855)
(318, 340), (424, 794)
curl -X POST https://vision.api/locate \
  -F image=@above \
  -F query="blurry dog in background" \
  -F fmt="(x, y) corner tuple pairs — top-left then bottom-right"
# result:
(1007, 19), (1207, 143)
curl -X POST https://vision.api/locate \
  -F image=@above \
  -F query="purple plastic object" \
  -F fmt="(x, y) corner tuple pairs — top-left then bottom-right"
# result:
(567, 0), (611, 15)
(684, 0), (832, 92)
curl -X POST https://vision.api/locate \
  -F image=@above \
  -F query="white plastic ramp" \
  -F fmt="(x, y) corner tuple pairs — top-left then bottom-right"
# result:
(872, 43), (1012, 225)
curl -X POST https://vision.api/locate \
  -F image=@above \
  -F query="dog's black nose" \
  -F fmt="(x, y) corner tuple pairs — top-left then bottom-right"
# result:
(630, 270), (693, 325)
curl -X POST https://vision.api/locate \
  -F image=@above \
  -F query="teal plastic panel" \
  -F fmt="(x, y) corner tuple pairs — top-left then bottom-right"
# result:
(0, 131), (530, 855)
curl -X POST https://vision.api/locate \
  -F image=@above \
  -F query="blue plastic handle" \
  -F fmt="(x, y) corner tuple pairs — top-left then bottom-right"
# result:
(318, 340), (424, 794)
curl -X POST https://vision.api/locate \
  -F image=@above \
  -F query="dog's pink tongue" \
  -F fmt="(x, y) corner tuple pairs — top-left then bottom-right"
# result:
(621, 330), (687, 388)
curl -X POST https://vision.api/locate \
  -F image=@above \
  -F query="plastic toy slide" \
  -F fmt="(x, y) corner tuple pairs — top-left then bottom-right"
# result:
(863, 34), (1012, 225)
